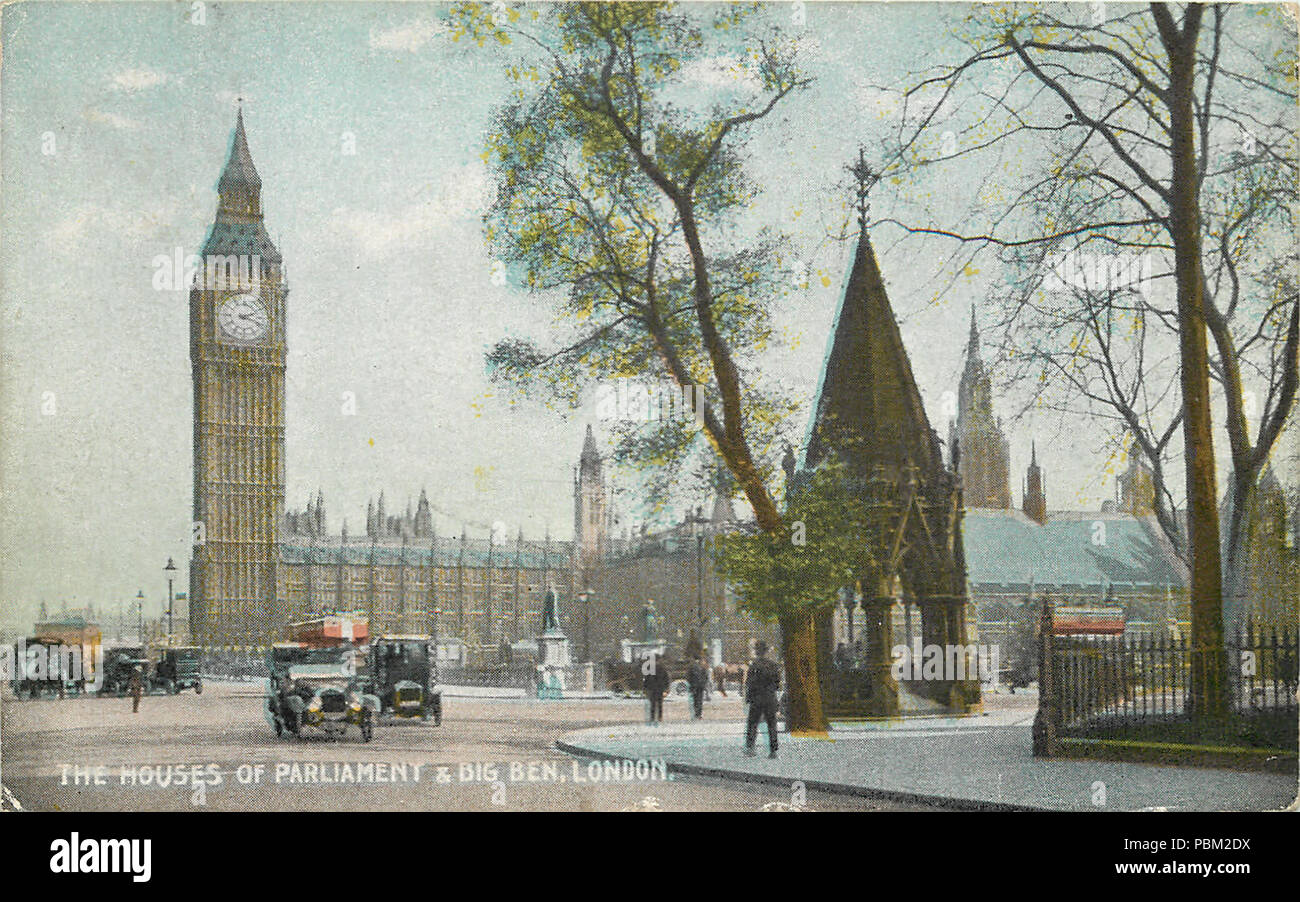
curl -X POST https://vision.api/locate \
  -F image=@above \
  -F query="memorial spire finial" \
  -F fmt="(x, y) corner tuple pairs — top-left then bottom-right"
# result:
(848, 147), (879, 231)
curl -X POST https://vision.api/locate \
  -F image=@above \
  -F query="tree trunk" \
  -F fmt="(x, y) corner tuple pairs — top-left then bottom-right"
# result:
(779, 608), (828, 735)
(1221, 471), (1254, 640)
(1161, 7), (1228, 719)
(653, 188), (833, 735)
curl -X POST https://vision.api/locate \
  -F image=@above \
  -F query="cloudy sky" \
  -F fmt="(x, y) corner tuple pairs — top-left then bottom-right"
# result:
(1, 1), (1295, 631)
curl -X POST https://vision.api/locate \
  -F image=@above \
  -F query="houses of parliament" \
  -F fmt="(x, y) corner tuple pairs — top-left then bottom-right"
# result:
(188, 112), (771, 662)
(954, 298), (1295, 639)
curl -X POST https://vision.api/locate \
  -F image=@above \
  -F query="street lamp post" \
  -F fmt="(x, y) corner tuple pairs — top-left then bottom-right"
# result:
(687, 512), (706, 659)
(164, 558), (177, 646)
(135, 590), (145, 645)
(578, 592), (590, 664)
(696, 532), (705, 630)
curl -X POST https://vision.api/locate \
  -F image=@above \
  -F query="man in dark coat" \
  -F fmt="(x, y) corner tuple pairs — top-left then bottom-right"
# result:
(686, 656), (710, 719)
(744, 640), (781, 758)
(642, 652), (670, 725)
(128, 666), (144, 714)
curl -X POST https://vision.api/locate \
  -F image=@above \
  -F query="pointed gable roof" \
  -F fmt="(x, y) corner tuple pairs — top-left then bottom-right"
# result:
(801, 231), (940, 475)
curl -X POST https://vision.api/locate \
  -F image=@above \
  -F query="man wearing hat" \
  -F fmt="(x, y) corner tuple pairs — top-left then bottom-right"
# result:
(744, 640), (781, 758)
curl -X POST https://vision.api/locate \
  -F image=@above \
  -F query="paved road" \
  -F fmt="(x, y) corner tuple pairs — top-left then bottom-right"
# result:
(1, 683), (941, 812)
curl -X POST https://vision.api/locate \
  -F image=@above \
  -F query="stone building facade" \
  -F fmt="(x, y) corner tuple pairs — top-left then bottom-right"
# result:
(952, 310), (1191, 644)
(274, 435), (777, 667)
(276, 531), (579, 658)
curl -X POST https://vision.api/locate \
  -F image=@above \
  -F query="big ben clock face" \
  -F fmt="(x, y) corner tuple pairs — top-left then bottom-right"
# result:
(216, 293), (269, 343)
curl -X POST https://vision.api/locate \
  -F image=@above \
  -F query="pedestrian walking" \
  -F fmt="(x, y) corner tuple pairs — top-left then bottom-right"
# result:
(687, 656), (709, 719)
(642, 652), (670, 725)
(128, 665), (144, 714)
(744, 640), (781, 758)
(713, 663), (728, 697)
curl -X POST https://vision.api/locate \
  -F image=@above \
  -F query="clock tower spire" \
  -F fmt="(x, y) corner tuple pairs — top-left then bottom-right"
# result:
(190, 108), (288, 647)
(217, 106), (264, 220)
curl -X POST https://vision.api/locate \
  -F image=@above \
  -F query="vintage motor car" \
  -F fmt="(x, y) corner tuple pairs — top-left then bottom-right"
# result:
(266, 641), (310, 680)
(9, 638), (76, 698)
(366, 635), (442, 725)
(267, 662), (379, 741)
(99, 646), (151, 696)
(154, 646), (203, 694)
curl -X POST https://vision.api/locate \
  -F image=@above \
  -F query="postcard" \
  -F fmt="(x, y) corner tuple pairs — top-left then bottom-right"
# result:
(1, 0), (1296, 861)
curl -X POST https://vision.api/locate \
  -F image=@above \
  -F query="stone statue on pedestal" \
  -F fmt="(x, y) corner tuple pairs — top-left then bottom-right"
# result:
(536, 587), (571, 696)
(541, 589), (560, 634)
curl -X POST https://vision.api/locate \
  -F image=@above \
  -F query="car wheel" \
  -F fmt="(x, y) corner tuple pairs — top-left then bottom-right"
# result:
(195, 683), (203, 695)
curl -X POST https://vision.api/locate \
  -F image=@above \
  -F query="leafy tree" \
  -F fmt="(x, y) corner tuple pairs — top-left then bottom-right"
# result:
(713, 456), (886, 708)
(448, 2), (832, 729)
(713, 458), (876, 621)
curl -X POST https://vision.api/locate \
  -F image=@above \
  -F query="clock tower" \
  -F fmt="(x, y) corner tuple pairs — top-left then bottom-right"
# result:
(190, 108), (288, 646)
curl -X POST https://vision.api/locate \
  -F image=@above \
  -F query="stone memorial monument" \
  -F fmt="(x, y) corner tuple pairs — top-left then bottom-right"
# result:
(536, 588), (571, 698)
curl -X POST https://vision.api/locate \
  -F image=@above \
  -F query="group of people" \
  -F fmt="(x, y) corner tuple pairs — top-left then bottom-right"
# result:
(639, 640), (782, 759)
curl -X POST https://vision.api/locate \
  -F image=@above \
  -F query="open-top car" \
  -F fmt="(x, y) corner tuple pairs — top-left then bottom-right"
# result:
(267, 663), (379, 741)
(366, 635), (442, 725)
(154, 646), (203, 694)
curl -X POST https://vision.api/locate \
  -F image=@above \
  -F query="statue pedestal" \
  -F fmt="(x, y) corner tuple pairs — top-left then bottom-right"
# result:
(537, 630), (570, 699)
(538, 630), (571, 666)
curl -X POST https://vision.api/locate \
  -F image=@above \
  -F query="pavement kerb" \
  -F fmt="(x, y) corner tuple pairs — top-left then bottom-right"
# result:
(553, 736), (1048, 812)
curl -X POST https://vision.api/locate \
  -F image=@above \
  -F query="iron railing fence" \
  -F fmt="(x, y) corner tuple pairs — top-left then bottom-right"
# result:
(1051, 623), (1298, 735)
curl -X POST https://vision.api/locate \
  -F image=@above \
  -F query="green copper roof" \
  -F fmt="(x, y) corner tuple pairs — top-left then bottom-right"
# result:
(201, 221), (281, 263)
(963, 509), (1186, 592)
